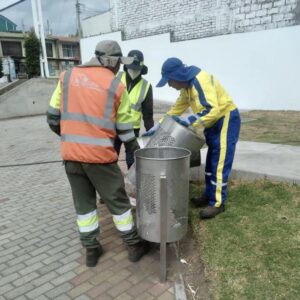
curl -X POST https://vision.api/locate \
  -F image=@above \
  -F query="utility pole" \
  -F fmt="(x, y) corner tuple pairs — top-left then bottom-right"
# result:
(30, 0), (49, 78)
(76, 0), (82, 38)
(21, 19), (25, 32)
(47, 19), (50, 35)
(37, 0), (49, 77)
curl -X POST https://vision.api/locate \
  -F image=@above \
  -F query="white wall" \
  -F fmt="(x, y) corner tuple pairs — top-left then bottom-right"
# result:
(82, 12), (112, 37)
(80, 25), (300, 110)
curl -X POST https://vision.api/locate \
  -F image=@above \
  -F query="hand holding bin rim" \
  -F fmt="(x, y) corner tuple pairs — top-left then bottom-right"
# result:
(126, 114), (205, 186)
(135, 147), (191, 243)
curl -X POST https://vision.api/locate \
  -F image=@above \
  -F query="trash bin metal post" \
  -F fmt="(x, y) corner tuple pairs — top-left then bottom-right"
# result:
(160, 175), (167, 283)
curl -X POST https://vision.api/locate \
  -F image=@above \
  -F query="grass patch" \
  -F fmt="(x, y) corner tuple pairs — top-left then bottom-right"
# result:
(189, 180), (300, 300)
(240, 110), (300, 146)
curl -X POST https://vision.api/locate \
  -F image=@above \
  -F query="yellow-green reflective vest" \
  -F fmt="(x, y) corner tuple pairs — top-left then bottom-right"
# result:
(118, 72), (150, 129)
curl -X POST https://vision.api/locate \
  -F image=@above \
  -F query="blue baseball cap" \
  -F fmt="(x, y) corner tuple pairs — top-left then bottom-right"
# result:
(156, 57), (200, 87)
(124, 50), (148, 75)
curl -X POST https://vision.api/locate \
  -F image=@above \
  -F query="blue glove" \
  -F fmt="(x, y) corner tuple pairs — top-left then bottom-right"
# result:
(186, 115), (197, 125)
(171, 116), (191, 127)
(142, 123), (159, 136)
(172, 115), (198, 127)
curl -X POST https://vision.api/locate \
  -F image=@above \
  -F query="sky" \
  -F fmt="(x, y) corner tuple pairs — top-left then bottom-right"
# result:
(2, 0), (110, 35)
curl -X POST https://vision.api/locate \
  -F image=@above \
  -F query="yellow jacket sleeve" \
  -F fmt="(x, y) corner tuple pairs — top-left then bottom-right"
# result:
(47, 80), (62, 135)
(49, 81), (61, 111)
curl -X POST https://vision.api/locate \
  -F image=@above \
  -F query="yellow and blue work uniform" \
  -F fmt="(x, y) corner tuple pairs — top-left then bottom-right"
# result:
(166, 70), (241, 207)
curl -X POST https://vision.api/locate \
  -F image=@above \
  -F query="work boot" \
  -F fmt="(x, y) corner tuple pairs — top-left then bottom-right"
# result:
(127, 241), (150, 262)
(200, 205), (225, 219)
(86, 245), (103, 267)
(191, 193), (210, 207)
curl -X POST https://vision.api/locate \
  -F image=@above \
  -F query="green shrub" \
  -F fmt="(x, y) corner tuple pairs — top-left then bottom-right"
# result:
(24, 30), (40, 77)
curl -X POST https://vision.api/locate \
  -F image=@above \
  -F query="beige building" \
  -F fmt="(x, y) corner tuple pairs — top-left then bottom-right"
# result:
(46, 35), (81, 77)
(0, 32), (81, 78)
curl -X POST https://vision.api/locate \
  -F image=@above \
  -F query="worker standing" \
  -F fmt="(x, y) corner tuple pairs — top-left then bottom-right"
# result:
(144, 57), (240, 219)
(47, 40), (149, 267)
(114, 50), (154, 169)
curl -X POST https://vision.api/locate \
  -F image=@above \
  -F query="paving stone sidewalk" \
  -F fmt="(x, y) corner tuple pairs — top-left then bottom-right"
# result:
(0, 115), (207, 300)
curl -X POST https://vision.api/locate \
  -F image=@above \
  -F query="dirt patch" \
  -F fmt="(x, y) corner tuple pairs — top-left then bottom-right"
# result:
(167, 230), (211, 300)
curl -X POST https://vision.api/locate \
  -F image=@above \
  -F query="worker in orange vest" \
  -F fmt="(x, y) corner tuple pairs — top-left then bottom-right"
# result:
(47, 40), (149, 267)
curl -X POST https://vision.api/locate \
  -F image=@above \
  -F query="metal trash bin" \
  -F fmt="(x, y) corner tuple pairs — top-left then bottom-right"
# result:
(135, 147), (191, 281)
(135, 147), (191, 242)
(146, 115), (205, 167)
(127, 115), (205, 186)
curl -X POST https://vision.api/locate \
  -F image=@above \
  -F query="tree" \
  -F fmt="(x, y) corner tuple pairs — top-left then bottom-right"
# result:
(24, 30), (40, 77)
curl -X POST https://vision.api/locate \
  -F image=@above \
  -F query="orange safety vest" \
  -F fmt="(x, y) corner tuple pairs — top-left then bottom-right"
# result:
(60, 67), (125, 164)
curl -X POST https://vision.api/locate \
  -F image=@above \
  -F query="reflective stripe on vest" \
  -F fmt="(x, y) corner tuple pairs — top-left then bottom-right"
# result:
(61, 112), (115, 130)
(62, 70), (72, 113)
(112, 209), (134, 232)
(47, 107), (60, 116)
(77, 210), (99, 233)
(131, 79), (148, 112)
(116, 72), (123, 81)
(61, 134), (114, 147)
(116, 122), (133, 130)
(104, 77), (121, 119)
(118, 131), (136, 142)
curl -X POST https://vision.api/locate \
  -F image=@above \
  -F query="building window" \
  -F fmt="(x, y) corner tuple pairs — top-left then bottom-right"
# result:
(46, 42), (53, 57)
(2, 41), (22, 57)
(48, 61), (59, 77)
(62, 44), (79, 58)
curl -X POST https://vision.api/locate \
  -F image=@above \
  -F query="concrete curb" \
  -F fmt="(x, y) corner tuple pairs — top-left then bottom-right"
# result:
(190, 165), (300, 185)
(189, 141), (300, 185)
(174, 274), (187, 300)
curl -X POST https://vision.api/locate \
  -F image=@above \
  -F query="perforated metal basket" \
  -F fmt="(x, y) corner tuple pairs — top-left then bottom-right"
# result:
(145, 115), (205, 167)
(135, 147), (191, 243)
(127, 115), (205, 186)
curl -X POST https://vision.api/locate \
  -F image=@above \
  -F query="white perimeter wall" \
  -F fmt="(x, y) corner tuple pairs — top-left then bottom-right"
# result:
(82, 12), (112, 37)
(80, 26), (300, 110)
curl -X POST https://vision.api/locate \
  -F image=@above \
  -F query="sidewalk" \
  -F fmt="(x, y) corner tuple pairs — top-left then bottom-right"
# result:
(0, 115), (208, 299)
(190, 141), (300, 184)
(0, 115), (298, 300)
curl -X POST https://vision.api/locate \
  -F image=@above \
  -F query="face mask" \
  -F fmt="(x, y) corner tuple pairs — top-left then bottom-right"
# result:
(127, 69), (141, 80)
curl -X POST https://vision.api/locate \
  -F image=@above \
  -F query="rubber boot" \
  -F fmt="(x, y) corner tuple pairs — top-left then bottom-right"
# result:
(200, 205), (225, 219)
(127, 241), (149, 262)
(86, 245), (103, 267)
(191, 193), (210, 207)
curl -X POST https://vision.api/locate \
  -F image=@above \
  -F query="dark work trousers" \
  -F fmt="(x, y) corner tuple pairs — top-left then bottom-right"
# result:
(204, 109), (241, 207)
(114, 129), (140, 169)
(65, 161), (140, 248)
